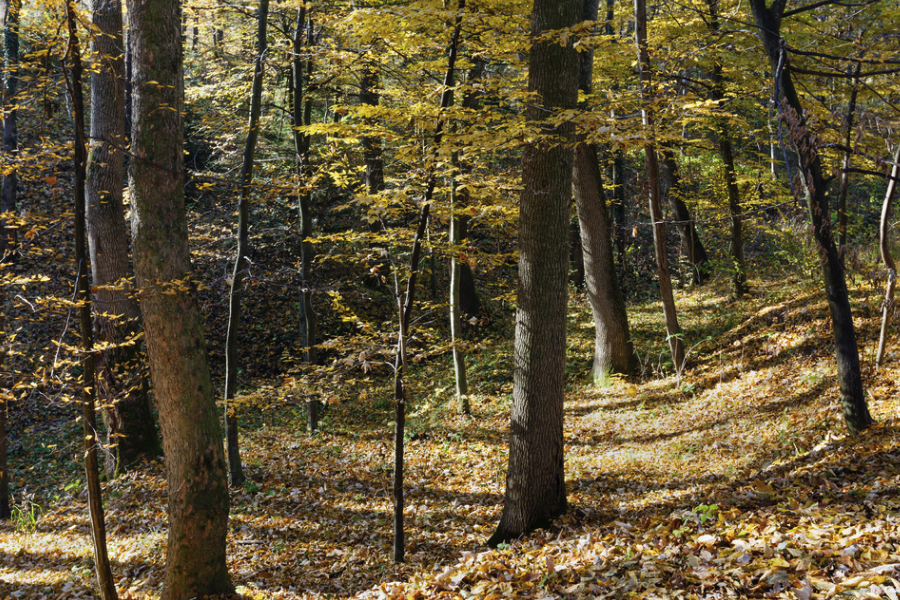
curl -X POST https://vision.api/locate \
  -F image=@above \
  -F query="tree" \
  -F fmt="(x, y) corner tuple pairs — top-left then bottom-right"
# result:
(659, 149), (710, 284)
(223, 0), (270, 488)
(634, 0), (685, 373)
(488, 0), (580, 546)
(0, 0), (19, 261)
(87, 0), (160, 475)
(0, 281), (8, 521)
(573, 0), (634, 381)
(126, 0), (234, 595)
(748, 0), (872, 435)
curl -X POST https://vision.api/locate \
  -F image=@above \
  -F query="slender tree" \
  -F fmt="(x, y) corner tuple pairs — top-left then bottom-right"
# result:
(0, 0), (19, 261)
(488, 0), (579, 546)
(87, 0), (160, 475)
(659, 149), (709, 284)
(223, 0), (270, 488)
(573, 0), (634, 381)
(748, 0), (872, 435)
(875, 147), (900, 368)
(0, 283), (9, 520)
(127, 0), (234, 593)
(63, 2), (117, 597)
(635, 0), (685, 372)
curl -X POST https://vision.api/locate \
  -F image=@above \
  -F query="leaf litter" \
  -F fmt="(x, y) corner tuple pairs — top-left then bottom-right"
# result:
(2, 277), (900, 600)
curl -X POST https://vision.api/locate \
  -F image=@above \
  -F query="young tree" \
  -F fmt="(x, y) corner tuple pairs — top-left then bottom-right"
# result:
(223, 0), (270, 488)
(488, 0), (580, 546)
(87, 0), (160, 475)
(748, 0), (872, 435)
(573, 0), (634, 381)
(0, 0), (19, 260)
(659, 149), (709, 284)
(127, 0), (234, 595)
(0, 284), (8, 521)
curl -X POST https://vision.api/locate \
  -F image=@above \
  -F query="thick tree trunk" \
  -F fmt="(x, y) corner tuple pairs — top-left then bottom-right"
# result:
(127, 0), (234, 595)
(573, 0), (633, 381)
(224, 0), (269, 488)
(0, 0), (19, 261)
(88, 0), (160, 476)
(489, 0), (578, 547)
(635, 0), (685, 373)
(660, 149), (709, 284)
(749, 0), (872, 435)
(63, 5), (117, 597)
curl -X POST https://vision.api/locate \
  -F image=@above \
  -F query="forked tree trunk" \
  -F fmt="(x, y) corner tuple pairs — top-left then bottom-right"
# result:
(127, 0), (234, 594)
(573, 0), (633, 381)
(0, 0), (19, 261)
(488, 0), (579, 547)
(749, 0), (872, 435)
(63, 5), (117, 597)
(875, 147), (900, 368)
(223, 0), (269, 486)
(635, 0), (685, 373)
(290, 5), (319, 432)
(87, 0), (160, 476)
(660, 149), (709, 284)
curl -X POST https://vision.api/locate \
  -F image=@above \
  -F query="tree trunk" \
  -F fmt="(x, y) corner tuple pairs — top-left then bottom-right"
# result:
(63, 4), (118, 597)
(0, 0), (19, 261)
(0, 285), (9, 520)
(660, 149), (709, 284)
(126, 0), (234, 594)
(88, 0), (160, 476)
(837, 62), (860, 252)
(635, 0), (685, 373)
(290, 5), (319, 432)
(573, 0), (634, 381)
(224, 0), (268, 489)
(875, 147), (900, 368)
(748, 0), (872, 435)
(488, 0), (579, 547)
(449, 150), (469, 412)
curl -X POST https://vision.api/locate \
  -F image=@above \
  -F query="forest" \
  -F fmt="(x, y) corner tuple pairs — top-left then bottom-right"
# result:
(1, 0), (900, 598)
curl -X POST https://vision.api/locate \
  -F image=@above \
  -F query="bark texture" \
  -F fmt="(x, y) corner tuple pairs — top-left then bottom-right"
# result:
(488, 0), (579, 546)
(749, 0), (872, 435)
(573, 0), (633, 380)
(88, 0), (159, 475)
(0, 285), (8, 520)
(0, 0), (19, 261)
(126, 0), (234, 595)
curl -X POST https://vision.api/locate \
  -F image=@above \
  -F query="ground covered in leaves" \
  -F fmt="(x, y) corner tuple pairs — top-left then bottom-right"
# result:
(2, 272), (900, 600)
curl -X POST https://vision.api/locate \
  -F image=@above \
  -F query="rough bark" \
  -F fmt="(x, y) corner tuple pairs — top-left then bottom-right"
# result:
(573, 0), (634, 381)
(488, 0), (579, 546)
(126, 0), (234, 594)
(635, 0), (685, 373)
(63, 3), (117, 596)
(224, 0), (269, 488)
(88, 0), (160, 475)
(0, 285), (8, 520)
(748, 0), (872, 435)
(0, 0), (19, 261)
(659, 149), (709, 284)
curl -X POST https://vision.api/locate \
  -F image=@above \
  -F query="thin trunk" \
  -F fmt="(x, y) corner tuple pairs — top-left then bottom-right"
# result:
(0, 285), (9, 520)
(749, 0), (871, 435)
(573, 0), (633, 380)
(449, 150), (468, 412)
(660, 149), (709, 284)
(88, 0), (159, 476)
(223, 0), (269, 486)
(360, 68), (393, 283)
(635, 0), (685, 372)
(127, 0), (234, 592)
(837, 62), (861, 252)
(63, 4), (117, 597)
(290, 5), (319, 432)
(393, 0), (466, 562)
(488, 0), (579, 547)
(456, 60), (484, 318)
(0, 0), (19, 261)
(875, 147), (900, 368)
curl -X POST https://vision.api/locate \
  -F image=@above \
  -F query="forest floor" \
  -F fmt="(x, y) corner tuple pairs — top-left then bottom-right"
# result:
(2, 269), (900, 600)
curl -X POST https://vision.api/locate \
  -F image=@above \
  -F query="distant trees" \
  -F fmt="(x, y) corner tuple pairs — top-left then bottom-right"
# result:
(489, 0), (580, 546)
(126, 0), (233, 595)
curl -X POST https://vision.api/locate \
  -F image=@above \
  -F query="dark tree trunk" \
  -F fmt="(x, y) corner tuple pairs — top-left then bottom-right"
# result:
(573, 0), (634, 380)
(488, 0), (579, 547)
(837, 62), (860, 252)
(223, 0), (269, 488)
(635, 0), (685, 373)
(0, 285), (9, 520)
(748, 0), (872, 435)
(63, 4), (118, 597)
(0, 0), (19, 261)
(660, 149), (709, 284)
(88, 0), (160, 476)
(127, 0), (234, 594)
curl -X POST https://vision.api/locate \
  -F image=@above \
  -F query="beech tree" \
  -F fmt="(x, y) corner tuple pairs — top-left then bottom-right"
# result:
(489, 0), (580, 546)
(126, 0), (233, 595)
